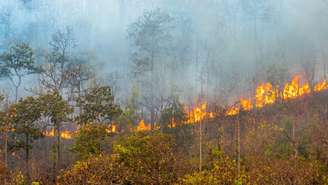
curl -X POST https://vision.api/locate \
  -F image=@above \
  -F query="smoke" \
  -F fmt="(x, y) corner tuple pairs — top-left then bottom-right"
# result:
(0, 0), (327, 104)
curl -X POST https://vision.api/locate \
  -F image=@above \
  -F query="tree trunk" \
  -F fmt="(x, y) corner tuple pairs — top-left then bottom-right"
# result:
(56, 123), (61, 171)
(292, 121), (298, 158)
(14, 76), (22, 102)
(236, 117), (241, 177)
(3, 99), (9, 170)
(199, 119), (202, 172)
(217, 125), (223, 151)
(4, 131), (8, 169)
(53, 122), (61, 183)
(150, 109), (155, 130)
(25, 133), (30, 183)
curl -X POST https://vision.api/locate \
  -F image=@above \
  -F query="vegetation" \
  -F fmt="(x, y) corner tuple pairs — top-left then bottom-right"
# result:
(1, 2), (328, 185)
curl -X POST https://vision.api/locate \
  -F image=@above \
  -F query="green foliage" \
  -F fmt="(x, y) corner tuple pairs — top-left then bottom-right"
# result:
(61, 132), (178, 185)
(11, 96), (43, 150)
(248, 157), (328, 185)
(128, 8), (173, 75)
(40, 91), (72, 125)
(116, 87), (140, 132)
(77, 86), (121, 125)
(114, 132), (177, 184)
(160, 97), (186, 129)
(58, 155), (120, 185)
(0, 42), (40, 99)
(176, 154), (250, 185)
(0, 42), (40, 79)
(72, 124), (109, 159)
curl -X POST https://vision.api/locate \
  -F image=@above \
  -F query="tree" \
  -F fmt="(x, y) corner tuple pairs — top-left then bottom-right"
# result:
(64, 60), (94, 100)
(0, 43), (40, 101)
(11, 96), (43, 182)
(58, 155), (121, 185)
(175, 153), (249, 185)
(160, 97), (186, 129)
(71, 124), (109, 159)
(40, 27), (76, 93)
(60, 132), (179, 185)
(39, 91), (72, 181)
(113, 132), (178, 184)
(0, 95), (10, 170)
(76, 85), (121, 125)
(128, 8), (174, 128)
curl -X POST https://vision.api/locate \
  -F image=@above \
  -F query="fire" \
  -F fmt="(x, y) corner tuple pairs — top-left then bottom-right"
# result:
(226, 105), (239, 116)
(226, 75), (328, 117)
(225, 98), (253, 116)
(61, 130), (73, 139)
(314, 80), (328, 92)
(240, 98), (253, 111)
(136, 119), (151, 132)
(43, 129), (73, 139)
(168, 119), (177, 128)
(106, 123), (118, 133)
(256, 83), (277, 108)
(282, 75), (311, 100)
(185, 103), (214, 123)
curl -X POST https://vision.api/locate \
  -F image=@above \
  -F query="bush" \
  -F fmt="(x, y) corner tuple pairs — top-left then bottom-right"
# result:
(176, 154), (250, 185)
(59, 132), (178, 185)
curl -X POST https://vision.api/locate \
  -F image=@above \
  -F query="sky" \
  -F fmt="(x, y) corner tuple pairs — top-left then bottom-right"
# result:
(0, 0), (327, 104)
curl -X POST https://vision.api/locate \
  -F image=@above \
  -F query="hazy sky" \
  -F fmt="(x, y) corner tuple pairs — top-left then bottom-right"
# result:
(1, 0), (327, 104)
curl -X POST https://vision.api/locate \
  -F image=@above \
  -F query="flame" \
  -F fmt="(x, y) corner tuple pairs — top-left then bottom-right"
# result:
(43, 129), (73, 139)
(240, 98), (253, 111)
(106, 123), (118, 133)
(226, 75), (328, 117)
(168, 118), (177, 128)
(61, 130), (73, 139)
(225, 98), (253, 116)
(314, 80), (328, 92)
(136, 119), (151, 132)
(282, 75), (311, 100)
(226, 105), (239, 116)
(185, 103), (214, 124)
(256, 83), (277, 108)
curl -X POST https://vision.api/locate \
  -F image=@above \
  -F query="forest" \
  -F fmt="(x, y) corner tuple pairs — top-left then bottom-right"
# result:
(0, 0), (328, 184)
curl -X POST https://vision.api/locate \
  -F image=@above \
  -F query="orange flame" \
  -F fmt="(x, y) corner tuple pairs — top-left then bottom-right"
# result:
(185, 103), (214, 124)
(43, 129), (73, 139)
(282, 75), (311, 100)
(240, 98), (253, 111)
(136, 119), (151, 132)
(106, 123), (118, 133)
(256, 83), (277, 108)
(226, 75), (328, 117)
(226, 105), (239, 116)
(225, 98), (253, 116)
(314, 80), (328, 92)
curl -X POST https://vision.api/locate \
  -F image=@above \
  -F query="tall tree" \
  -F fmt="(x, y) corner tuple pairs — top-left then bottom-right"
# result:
(40, 27), (76, 93)
(128, 8), (174, 128)
(160, 97), (186, 129)
(0, 43), (40, 101)
(11, 96), (43, 182)
(76, 85), (121, 125)
(40, 91), (72, 182)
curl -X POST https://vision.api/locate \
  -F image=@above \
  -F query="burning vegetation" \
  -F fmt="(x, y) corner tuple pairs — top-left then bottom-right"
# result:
(226, 75), (328, 116)
(2, 1), (328, 184)
(40, 74), (328, 138)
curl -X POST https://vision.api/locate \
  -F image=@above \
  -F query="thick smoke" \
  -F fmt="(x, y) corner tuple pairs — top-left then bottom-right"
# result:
(0, 0), (327, 104)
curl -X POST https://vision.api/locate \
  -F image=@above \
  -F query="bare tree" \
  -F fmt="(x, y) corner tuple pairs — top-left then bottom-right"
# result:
(40, 27), (76, 93)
